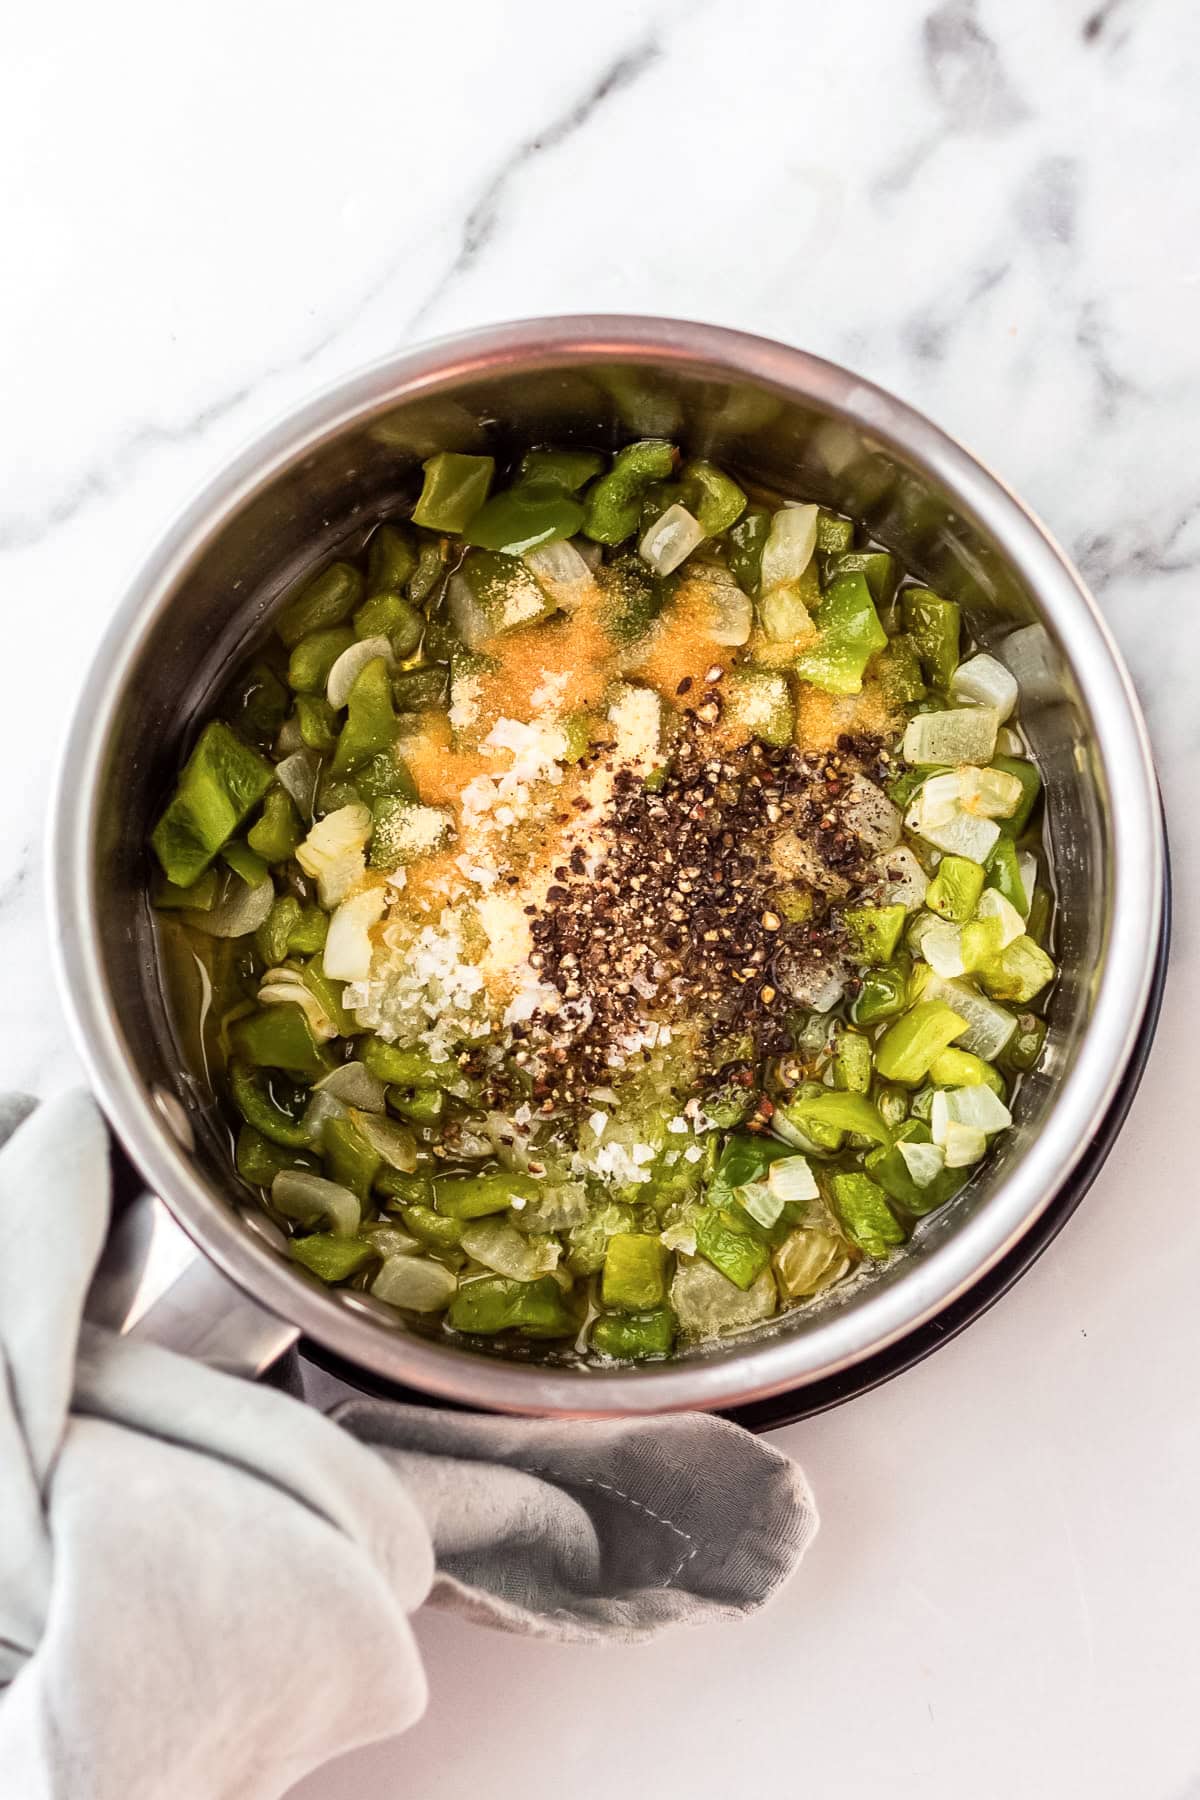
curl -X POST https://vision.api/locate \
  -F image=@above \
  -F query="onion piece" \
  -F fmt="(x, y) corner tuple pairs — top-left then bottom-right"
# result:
(951, 653), (1018, 720)
(931, 1084), (1013, 1142)
(1017, 852), (1038, 913)
(909, 914), (967, 978)
(524, 538), (594, 609)
(639, 502), (706, 576)
(323, 885), (387, 982)
(975, 888), (1025, 950)
(738, 1181), (785, 1228)
(957, 765), (1024, 820)
(296, 803), (372, 909)
(767, 1154), (820, 1203)
(921, 973), (1018, 1060)
(902, 707), (1000, 767)
(271, 1171), (360, 1237)
(760, 503), (818, 593)
(842, 773), (901, 852)
(906, 786), (1000, 864)
(315, 1062), (387, 1111)
(897, 1140), (947, 1188)
(257, 969), (339, 1040)
(941, 1120), (988, 1168)
(275, 750), (320, 820)
(184, 876), (275, 939)
(372, 1254), (458, 1311)
(351, 1110), (418, 1172)
(326, 636), (394, 709)
(299, 1088), (347, 1149)
(702, 573), (754, 646)
(870, 845), (928, 912)
(459, 1218), (560, 1281)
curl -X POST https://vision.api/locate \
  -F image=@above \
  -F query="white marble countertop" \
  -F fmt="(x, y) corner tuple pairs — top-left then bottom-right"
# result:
(5, 1), (1200, 1794)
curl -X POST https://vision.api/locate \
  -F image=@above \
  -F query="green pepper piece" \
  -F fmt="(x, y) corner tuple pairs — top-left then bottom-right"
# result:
(247, 788), (302, 865)
(824, 550), (898, 608)
(928, 1047), (1005, 1095)
(873, 634), (926, 706)
(849, 962), (910, 1026)
(153, 869), (219, 912)
(363, 1040), (443, 1086)
(434, 1171), (540, 1219)
(794, 572), (887, 696)
(780, 1088), (892, 1146)
(289, 906), (328, 954)
(323, 1114), (383, 1202)
(353, 591), (425, 659)
(1001, 1011), (1047, 1073)
(448, 1273), (574, 1337)
(874, 1000), (967, 1084)
(591, 1308), (676, 1359)
(399, 1202), (464, 1252)
(985, 838), (1029, 915)
(865, 1130), (964, 1218)
(301, 960), (359, 1038)
(276, 562), (364, 648)
(353, 751), (418, 805)
(979, 936), (1056, 1004)
(255, 894), (300, 967)
(377, 1171), (435, 1206)
(222, 660), (289, 748)
(228, 1061), (312, 1148)
(151, 721), (275, 888)
(706, 1133), (795, 1209)
(582, 439), (677, 544)
(925, 855), (986, 923)
(601, 1233), (668, 1310)
(391, 665), (450, 712)
(235, 1123), (320, 1185)
(367, 524), (418, 594)
(991, 756), (1042, 837)
(815, 510), (855, 555)
(411, 452), (495, 532)
(844, 903), (907, 965)
(230, 1006), (328, 1078)
(702, 1073), (755, 1129)
(289, 1234), (378, 1283)
(829, 1172), (906, 1258)
(694, 1210), (771, 1290)
(727, 506), (770, 593)
(221, 840), (270, 887)
(1026, 886), (1052, 946)
(678, 459), (746, 535)
(596, 552), (666, 645)
(388, 1086), (445, 1126)
(296, 695), (338, 753)
(887, 764), (941, 811)
(901, 588), (960, 690)
(286, 626), (355, 696)
(315, 779), (362, 817)
(462, 483), (585, 555)
(330, 658), (396, 778)
(407, 538), (446, 606)
(518, 447), (606, 492)
(833, 1027), (873, 1094)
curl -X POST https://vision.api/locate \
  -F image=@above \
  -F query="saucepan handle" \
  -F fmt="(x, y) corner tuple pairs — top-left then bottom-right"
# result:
(86, 1136), (301, 1378)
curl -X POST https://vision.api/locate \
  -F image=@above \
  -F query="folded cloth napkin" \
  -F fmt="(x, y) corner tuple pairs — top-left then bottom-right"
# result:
(0, 1093), (816, 1800)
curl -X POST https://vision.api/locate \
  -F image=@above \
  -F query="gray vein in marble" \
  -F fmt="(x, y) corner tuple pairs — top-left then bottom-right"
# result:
(1081, 0), (1133, 46)
(923, 0), (1030, 131)
(1075, 502), (1200, 587)
(406, 35), (661, 333)
(0, 857), (31, 916)
(1016, 156), (1080, 251)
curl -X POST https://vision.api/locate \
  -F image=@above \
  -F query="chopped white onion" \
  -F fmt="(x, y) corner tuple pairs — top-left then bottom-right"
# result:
(524, 537), (593, 607)
(909, 914), (967, 978)
(323, 885), (387, 982)
(352, 1110), (418, 1171)
(760, 503), (818, 592)
(842, 773), (901, 853)
(1017, 853), (1038, 913)
(766, 1154), (820, 1203)
(738, 1181), (786, 1228)
(950, 653), (1019, 721)
(897, 1140), (947, 1188)
(257, 969), (339, 1040)
(702, 573), (754, 645)
(314, 1061), (387, 1111)
(299, 1088), (347, 1149)
(275, 750), (320, 820)
(326, 636), (394, 709)
(921, 973), (1018, 1059)
(271, 1171), (360, 1237)
(296, 803), (372, 909)
(957, 764), (1024, 819)
(870, 845), (928, 912)
(902, 707), (1000, 768)
(906, 787), (1001, 863)
(941, 1120), (988, 1168)
(975, 888), (1025, 950)
(639, 502), (706, 576)
(185, 876), (275, 939)
(931, 1084), (1013, 1146)
(372, 1255), (457, 1311)
(459, 1219), (560, 1281)
(446, 572), (491, 652)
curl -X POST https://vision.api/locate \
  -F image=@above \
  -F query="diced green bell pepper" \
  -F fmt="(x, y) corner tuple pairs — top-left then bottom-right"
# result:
(222, 660), (289, 748)
(844, 903), (907, 965)
(362, 1040), (443, 1087)
(597, 553), (666, 645)
(330, 658), (396, 778)
(353, 591), (425, 659)
(230, 1006), (328, 1078)
(388, 1086), (444, 1126)
(678, 459), (746, 535)
(322, 1114), (383, 1202)
(985, 838), (1029, 915)
(462, 483), (585, 554)
(991, 756), (1042, 836)
(833, 1027), (873, 1094)
(391, 665), (450, 712)
(925, 855), (986, 923)
(815, 510), (855, 555)
(873, 634), (926, 706)
(794, 572), (887, 695)
(582, 439), (677, 544)
(296, 695), (339, 752)
(850, 962), (910, 1026)
(449, 1274), (574, 1337)
(153, 869), (219, 911)
(289, 1234), (378, 1283)
(247, 789), (302, 865)
(725, 668), (794, 747)
(825, 549), (899, 611)
(829, 1172), (906, 1258)
(591, 1308), (676, 1359)
(928, 1047), (1005, 1095)
(1001, 1011), (1047, 1073)
(601, 1233), (668, 1310)
(151, 721), (275, 888)
(399, 1202), (464, 1252)
(702, 1074), (756, 1129)
(235, 1124), (320, 1185)
(874, 1001), (967, 1084)
(255, 894), (300, 966)
(411, 452), (495, 533)
(434, 1171), (540, 1219)
(727, 506), (770, 593)
(901, 588), (960, 690)
(221, 840), (270, 888)
(518, 447), (605, 492)
(286, 626), (354, 695)
(228, 1062), (312, 1148)
(367, 524), (418, 594)
(979, 935), (1056, 1004)
(780, 1088), (891, 1146)
(865, 1126), (964, 1218)
(706, 1133), (795, 1208)
(353, 751), (418, 805)
(408, 538), (447, 606)
(694, 1209), (771, 1290)
(300, 960), (359, 1038)
(276, 562), (364, 648)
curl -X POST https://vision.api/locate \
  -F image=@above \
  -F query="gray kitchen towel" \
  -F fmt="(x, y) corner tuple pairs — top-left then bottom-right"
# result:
(0, 1092), (817, 1800)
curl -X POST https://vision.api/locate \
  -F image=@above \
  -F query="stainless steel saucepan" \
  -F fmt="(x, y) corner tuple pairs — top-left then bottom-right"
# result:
(50, 316), (1166, 1417)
